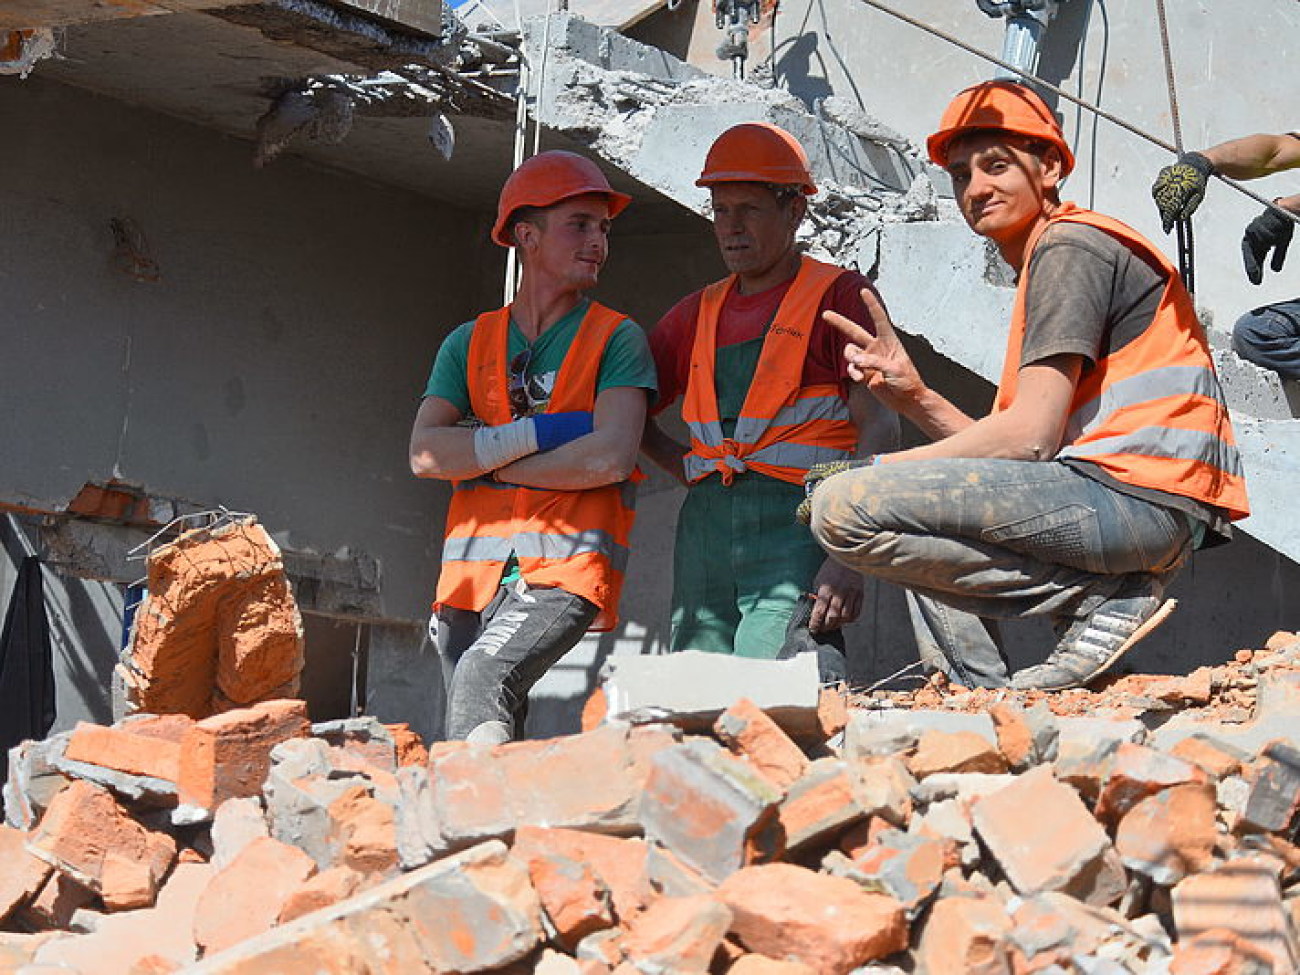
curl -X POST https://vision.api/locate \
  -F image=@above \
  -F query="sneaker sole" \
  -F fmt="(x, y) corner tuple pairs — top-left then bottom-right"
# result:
(1033, 597), (1179, 692)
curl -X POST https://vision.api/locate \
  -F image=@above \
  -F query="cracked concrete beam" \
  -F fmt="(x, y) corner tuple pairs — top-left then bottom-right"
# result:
(0, 0), (258, 32)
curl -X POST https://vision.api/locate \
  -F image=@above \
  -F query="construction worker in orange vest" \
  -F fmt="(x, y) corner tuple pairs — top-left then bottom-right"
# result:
(802, 81), (1249, 691)
(642, 122), (900, 676)
(409, 151), (657, 743)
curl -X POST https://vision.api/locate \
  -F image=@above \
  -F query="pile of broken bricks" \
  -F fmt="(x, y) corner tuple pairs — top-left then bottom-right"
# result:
(1, 637), (1299, 974)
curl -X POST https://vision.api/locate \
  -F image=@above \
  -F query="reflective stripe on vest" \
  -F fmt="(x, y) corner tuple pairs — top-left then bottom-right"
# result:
(994, 204), (1249, 520)
(681, 256), (856, 486)
(434, 300), (638, 631)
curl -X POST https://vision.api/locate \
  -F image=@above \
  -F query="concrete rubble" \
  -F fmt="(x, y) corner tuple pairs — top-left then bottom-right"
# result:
(0, 636), (1298, 973)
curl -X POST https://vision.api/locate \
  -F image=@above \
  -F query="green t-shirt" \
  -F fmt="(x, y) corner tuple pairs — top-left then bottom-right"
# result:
(423, 298), (658, 416)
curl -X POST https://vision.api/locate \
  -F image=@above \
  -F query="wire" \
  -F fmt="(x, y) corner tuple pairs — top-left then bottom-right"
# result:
(1155, 0), (1195, 293)
(851, 0), (1300, 227)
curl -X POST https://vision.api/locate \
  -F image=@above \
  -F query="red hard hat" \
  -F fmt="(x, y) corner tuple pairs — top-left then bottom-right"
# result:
(696, 122), (818, 195)
(927, 80), (1075, 176)
(492, 150), (632, 247)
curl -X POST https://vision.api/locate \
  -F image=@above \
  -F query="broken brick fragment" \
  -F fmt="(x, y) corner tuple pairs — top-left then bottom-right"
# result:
(63, 716), (191, 784)
(972, 765), (1113, 900)
(276, 866), (366, 924)
(638, 739), (784, 884)
(726, 956), (817, 975)
(845, 754), (915, 827)
(0, 824), (52, 923)
(513, 827), (652, 924)
(1094, 741), (1207, 824)
(717, 863), (906, 975)
(385, 723), (428, 768)
(513, 831), (615, 949)
(713, 697), (810, 793)
(845, 828), (948, 916)
(1170, 928), (1278, 975)
(26, 779), (176, 910)
(914, 894), (1013, 975)
(326, 783), (398, 876)
(776, 758), (864, 856)
(619, 894), (732, 975)
(121, 517), (304, 719)
(1237, 740), (1300, 834)
(1170, 735), (1245, 780)
(906, 729), (1008, 779)
(177, 698), (310, 812)
(1172, 856), (1298, 975)
(1115, 782), (1218, 885)
(193, 835), (317, 956)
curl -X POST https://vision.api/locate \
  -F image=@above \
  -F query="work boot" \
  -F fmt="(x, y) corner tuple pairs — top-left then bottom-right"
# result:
(1011, 576), (1177, 692)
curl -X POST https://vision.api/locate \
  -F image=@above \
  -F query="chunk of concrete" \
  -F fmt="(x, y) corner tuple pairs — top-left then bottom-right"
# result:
(601, 651), (823, 741)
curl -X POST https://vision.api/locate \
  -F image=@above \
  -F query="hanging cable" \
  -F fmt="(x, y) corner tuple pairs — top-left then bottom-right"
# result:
(852, 0), (1300, 229)
(503, 0), (530, 306)
(1155, 0), (1194, 294)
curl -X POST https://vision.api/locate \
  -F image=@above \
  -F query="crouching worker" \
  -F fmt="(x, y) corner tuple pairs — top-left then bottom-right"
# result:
(409, 151), (656, 743)
(801, 81), (1249, 691)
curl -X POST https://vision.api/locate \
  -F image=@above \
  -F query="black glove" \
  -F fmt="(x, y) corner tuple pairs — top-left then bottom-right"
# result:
(795, 457), (875, 526)
(1151, 151), (1215, 234)
(1242, 204), (1295, 285)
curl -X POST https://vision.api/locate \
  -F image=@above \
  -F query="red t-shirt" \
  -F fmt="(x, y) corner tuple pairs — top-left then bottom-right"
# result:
(649, 268), (881, 411)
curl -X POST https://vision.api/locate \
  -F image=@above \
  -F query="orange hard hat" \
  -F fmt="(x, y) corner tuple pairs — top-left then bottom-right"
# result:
(696, 122), (818, 195)
(492, 150), (632, 247)
(927, 80), (1075, 177)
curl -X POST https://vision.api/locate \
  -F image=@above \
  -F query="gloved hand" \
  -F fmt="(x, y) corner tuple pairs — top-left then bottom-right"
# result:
(1242, 204), (1295, 285)
(1151, 151), (1215, 234)
(534, 411), (594, 451)
(795, 457), (875, 526)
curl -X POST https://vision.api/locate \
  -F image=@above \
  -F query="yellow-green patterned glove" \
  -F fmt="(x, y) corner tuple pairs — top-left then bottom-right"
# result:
(1151, 151), (1214, 234)
(795, 457), (876, 526)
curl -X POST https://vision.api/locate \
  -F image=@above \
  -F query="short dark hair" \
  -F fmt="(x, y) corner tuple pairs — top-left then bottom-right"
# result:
(507, 205), (550, 246)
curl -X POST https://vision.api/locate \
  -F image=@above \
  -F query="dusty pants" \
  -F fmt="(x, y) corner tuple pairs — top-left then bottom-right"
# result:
(809, 458), (1192, 687)
(436, 580), (597, 741)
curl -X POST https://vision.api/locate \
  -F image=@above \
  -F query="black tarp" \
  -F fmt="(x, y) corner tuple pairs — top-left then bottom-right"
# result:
(0, 556), (56, 783)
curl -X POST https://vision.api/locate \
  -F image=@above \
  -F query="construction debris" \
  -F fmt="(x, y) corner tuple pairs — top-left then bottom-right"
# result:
(0, 633), (1297, 972)
(118, 516), (305, 721)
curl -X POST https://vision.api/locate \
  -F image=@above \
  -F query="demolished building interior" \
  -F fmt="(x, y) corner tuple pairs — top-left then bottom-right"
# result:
(2, 0), (1299, 971)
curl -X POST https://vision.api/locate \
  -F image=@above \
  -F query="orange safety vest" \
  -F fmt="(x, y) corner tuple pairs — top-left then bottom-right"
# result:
(994, 204), (1249, 521)
(681, 256), (858, 486)
(435, 301), (638, 631)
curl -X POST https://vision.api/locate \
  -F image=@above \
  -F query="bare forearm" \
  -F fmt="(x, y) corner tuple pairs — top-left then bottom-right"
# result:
(897, 386), (976, 443)
(881, 409), (1054, 465)
(1203, 133), (1300, 180)
(497, 429), (637, 489)
(409, 425), (488, 480)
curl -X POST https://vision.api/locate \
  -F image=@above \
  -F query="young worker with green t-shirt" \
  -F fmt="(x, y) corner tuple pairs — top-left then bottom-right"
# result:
(409, 151), (656, 744)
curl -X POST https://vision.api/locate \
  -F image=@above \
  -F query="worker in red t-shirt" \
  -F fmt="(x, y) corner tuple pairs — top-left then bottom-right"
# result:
(641, 123), (900, 676)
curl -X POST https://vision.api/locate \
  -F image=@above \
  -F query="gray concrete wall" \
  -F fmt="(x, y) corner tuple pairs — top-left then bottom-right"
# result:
(680, 0), (1300, 341)
(0, 75), (484, 626)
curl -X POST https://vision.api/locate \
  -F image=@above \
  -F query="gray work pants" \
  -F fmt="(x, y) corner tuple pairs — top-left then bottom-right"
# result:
(435, 579), (597, 741)
(809, 458), (1193, 687)
(1233, 299), (1300, 380)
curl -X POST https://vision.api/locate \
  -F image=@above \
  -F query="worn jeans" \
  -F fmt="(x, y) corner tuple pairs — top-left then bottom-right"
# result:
(809, 459), (1193, 687)
(435, 579), (597, 741)
(1233, 299), (1300, 380)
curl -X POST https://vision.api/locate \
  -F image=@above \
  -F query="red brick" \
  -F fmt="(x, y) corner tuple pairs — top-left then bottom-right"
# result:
(620, 894), (732, 975)
(849, 829), (948, 915)
(31, 862), (210, 973)
(512, 827), (652, 924)
(846, 755), (915, 827)
(277, 866), (366, 924)
(581, 686), (609, 733)
(989, 704), (1034, 770)
(717, 863), (907, 975)
(915, 895), (1013, 975)
(727, 956), (817, 975)
(433, 724), (656, 844)
(777, 759), (865, 856)
(0, 825), (51, 922)
(817, 687), (848, 740)
(16, 872), (96, 930)
(177, 699), (310, 811)
(907, 730), (1007, 779)
(26, 780), (177, 910)
(1115, 782), (1218, 885)
(515, 838), (615, 949)
(1170, 737), (1243, 780)
(122, 518), (303, 719)
(714, 698), (810, 793)
(971, 765), (1112, 899)
(326, 784), (398, 876)
(1172, 857), (1297, 975)
(1095, 742), (1207, 824)
(385, 723), (428, 768)
(639, 740), (783, 883)
(193, 836), (318, 956)
(211, 797), (270, 870)
(1170, 928), (1279, 974)
(64, 719), (189, 783)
